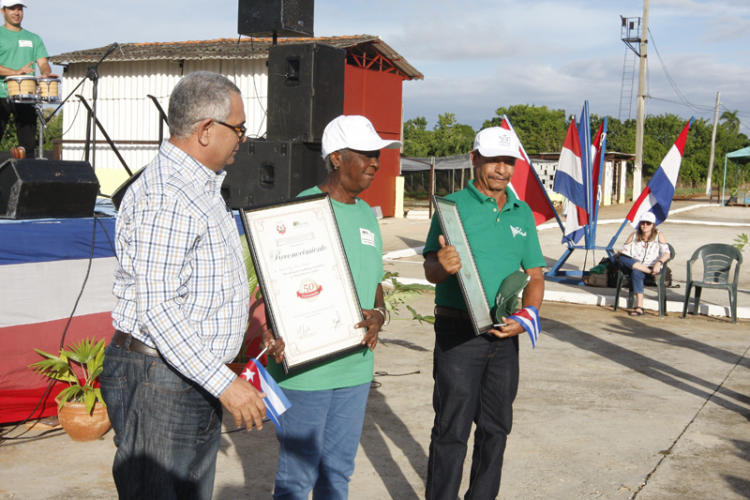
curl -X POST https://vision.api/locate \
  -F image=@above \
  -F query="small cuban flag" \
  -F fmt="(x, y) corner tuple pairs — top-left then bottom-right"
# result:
(509, 306), (541, 348)
(240, 358), (291, 429)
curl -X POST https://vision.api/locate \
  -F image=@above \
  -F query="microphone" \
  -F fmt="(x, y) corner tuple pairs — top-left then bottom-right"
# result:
(103, 42), (119, 59)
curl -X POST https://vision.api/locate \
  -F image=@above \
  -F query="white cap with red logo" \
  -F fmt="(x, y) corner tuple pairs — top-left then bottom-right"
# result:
(473, 127), (523, 159)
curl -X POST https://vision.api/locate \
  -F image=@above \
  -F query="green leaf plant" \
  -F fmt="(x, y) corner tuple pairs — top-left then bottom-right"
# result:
(29, 338), (107, 414)
(383, 271), (436, 325)
(733, 233), (748, 252)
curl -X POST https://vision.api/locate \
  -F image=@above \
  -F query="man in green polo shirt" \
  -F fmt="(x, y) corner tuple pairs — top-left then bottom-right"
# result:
(0, 0), (56, 157)
(423, 126), (545, 500)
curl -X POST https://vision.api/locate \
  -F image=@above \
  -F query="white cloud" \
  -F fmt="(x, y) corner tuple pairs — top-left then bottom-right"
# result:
(19, 0), (749, 134)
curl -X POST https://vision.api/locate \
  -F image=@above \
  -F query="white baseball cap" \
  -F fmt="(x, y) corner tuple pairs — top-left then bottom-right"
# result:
(321, 115), (401, 159)
(473, 127), (522, 159)
(1, 0), (28, 7)
(639, 212), (656, 224)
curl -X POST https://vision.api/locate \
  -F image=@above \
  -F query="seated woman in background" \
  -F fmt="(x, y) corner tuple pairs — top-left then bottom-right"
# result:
(616, 211), (670, 316)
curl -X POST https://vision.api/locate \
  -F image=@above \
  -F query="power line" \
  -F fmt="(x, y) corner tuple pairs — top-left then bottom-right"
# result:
(648, 95), (713, 112)
(648, 28), (715, 114)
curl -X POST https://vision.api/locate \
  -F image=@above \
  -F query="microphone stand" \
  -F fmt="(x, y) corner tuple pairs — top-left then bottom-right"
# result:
(34, 103), (48, 159)
(47, 42), (120, 170)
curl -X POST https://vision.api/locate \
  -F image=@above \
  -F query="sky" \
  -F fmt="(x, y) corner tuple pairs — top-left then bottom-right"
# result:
(20, 0), (750, 135)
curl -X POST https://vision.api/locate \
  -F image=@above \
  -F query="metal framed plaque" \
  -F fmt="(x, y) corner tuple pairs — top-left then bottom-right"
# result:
(432, 195), (494, 335)
(240, 194), (365, 373)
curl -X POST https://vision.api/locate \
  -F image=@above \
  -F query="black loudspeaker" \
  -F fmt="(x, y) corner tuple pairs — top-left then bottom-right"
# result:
(225, 139), (327, 208)
(237, 0), (314, 37)
(267, 43), (345, 142)
(0, 159), (100, 219)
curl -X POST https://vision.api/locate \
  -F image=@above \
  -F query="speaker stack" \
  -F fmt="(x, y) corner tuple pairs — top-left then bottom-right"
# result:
(266, 42), (345, 143)
(0, 159), (100, 219)
(227, 0), (345, 209)
(238, 0), (314, 38)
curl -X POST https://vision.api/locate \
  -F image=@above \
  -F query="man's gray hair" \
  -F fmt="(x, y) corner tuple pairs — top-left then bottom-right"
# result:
(168, 71), (241, 138)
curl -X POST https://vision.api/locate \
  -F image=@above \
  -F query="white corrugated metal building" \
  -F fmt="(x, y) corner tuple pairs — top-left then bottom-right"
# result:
(50, 36), (421, 196)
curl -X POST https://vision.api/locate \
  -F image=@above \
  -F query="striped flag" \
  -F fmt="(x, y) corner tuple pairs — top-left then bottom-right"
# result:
(509, 306), (541, 348)
(626, 119), (693, 227)
(240, 358), (291, 429)
(554, 119), (588, 243)
(500, 117), (558, 226)
(590, 121), (606, 209)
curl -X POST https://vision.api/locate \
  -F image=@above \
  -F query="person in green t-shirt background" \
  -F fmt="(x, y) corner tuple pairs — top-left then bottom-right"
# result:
(0, 0), (57, 157)
(268, 115), (400, 499)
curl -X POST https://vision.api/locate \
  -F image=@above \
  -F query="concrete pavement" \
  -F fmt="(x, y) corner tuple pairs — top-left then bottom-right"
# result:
(2, 299), (748, 499)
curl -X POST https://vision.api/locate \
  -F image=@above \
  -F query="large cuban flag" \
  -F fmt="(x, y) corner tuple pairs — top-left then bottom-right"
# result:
(240, 357), (291, 429)
(553, 119), (588, 243)
(500, 116), (558, 226)
(626, 119), (693, 226)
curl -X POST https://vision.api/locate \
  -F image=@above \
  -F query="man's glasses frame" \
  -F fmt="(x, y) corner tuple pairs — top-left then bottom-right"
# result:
(214, 120), (247, 139)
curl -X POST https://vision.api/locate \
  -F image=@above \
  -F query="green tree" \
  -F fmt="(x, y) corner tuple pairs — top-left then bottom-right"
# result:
(403, 116), (430, 157)
(402, 113), (474, 157)
(0, 108), (63, 153)
(43, 112), (63, 150)
(430, 113), (474, 156)
(720, 110), (740, 135)
(404, 104), (750, 192)
(483, 104), (567, 154)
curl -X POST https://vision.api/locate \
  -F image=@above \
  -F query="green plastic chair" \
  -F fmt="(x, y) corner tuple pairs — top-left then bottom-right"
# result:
(681, 243), (743, 323)
(614, 243), (675, 317)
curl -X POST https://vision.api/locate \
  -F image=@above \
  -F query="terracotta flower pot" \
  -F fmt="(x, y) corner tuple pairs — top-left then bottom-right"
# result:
(57, 400), (111, 442)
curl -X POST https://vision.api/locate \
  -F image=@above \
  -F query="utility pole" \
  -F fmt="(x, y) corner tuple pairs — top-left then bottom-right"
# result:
(706, 91), (721, 199)
(633, 0), (649, 199)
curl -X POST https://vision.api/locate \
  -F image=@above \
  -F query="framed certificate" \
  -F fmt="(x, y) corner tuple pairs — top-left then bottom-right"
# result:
(432, 195), (494, 335)
(240, 194), (365, 373)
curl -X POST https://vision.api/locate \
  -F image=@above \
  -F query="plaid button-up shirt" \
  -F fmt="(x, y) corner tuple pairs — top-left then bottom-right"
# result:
(112, 141), (249, 397)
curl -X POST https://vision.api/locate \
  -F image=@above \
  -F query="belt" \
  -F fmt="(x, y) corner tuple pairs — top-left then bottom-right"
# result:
(112, 330), (160, 358)
(434, 306), (471, 321)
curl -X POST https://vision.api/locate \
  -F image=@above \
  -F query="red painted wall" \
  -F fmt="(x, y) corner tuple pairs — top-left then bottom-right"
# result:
(343, 65), (404, 217)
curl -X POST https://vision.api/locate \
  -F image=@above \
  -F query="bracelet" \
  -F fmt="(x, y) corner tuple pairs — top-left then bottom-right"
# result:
(374, 306), (390, 326)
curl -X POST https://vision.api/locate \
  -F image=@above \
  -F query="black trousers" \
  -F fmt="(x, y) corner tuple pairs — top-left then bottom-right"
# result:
(426, 315), (520, 500)
(0, 99), (37, 156)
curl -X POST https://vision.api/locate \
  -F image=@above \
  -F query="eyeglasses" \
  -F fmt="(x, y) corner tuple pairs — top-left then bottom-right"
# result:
(214, 120), (247, 140)
(640, 221), (653, 225)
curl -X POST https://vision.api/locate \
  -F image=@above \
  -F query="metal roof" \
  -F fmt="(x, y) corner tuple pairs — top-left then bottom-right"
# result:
(50, 35), (423, 80)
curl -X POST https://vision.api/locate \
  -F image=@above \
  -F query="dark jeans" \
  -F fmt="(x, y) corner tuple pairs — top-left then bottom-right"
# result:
(426, 316), (519, 500)
(617, 255), (661, 294)
(100, 342), (223, 500)
(0, 99), (36, 156)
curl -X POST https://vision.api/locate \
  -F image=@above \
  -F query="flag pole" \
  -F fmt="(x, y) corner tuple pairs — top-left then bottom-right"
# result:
(607, 218), (629, 255)
(580, 101), (593, 250)
(590, 116), (608, 250)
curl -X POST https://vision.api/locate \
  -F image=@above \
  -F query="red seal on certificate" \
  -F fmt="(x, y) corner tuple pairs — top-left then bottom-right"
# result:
(296, 279), (322, 299)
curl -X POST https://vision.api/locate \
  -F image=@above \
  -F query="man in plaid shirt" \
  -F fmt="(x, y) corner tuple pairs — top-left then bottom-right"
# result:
(101, 71), (268, 499)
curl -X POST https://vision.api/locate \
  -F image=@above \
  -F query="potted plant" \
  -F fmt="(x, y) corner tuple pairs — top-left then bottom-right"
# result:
(29, 337), (110, 441)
